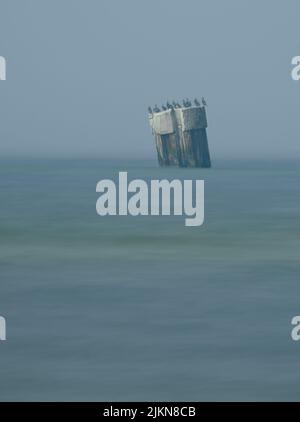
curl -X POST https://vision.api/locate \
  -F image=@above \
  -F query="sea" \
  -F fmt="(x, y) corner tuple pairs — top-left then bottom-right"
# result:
(0, 158), (300, 401)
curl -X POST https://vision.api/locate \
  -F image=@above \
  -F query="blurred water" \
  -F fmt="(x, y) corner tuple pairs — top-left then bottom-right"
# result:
(0, 158), (300, 401)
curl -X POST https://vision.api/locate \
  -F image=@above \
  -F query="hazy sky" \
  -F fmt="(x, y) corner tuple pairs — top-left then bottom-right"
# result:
(0, 0), (300, 159)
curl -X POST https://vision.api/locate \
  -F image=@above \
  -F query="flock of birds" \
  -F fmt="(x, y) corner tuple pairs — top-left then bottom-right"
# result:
(148, 97), (207, 114)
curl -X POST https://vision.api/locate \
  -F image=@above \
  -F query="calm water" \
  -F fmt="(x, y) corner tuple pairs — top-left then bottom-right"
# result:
(0, 159), (300, 401)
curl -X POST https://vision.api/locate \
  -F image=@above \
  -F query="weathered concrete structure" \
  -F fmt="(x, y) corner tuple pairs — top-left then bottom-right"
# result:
(149, 106), (211, 168)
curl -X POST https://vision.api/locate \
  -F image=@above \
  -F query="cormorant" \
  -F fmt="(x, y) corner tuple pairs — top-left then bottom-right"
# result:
(162, 105), (167, 111)
(202, 97), (207, 107)
(148, 106), (153, 114)
(194, 98), (200, 107)
(153, 104), (160, 113)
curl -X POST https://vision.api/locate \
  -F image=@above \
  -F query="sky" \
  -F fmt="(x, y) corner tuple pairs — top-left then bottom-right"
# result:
(0, 0), (300, 159)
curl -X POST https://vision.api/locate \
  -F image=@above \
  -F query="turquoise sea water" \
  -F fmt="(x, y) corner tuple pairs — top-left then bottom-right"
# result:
(0, 158), (300, 401)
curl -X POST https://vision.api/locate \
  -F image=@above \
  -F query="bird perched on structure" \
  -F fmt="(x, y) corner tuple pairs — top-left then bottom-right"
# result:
(176, 102), (181, 108)
(162, 105), (167, 111)
(194, 98), (200, 106)
(185, 98), (192, 107)
(172, 101), (177, 108)
(182, 99), (187, 107)
(148, 106), (153, 114)
(166, 101), (172, 109)
(153, 104), (160, 113)
(202, 97), (207, 107)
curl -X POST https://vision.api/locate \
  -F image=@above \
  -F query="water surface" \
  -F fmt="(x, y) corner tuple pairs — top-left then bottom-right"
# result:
(0, 159), (299, 401)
